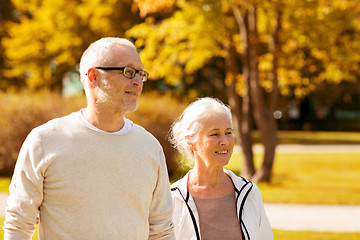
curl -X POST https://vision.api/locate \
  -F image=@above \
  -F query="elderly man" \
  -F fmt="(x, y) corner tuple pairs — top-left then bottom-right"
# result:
(4, 37), (175, 240)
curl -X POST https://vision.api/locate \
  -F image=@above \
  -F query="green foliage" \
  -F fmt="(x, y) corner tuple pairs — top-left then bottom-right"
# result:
(130, 0), (360, 98)
(0, 0), (16, 90)
(1, 0), (142, 91)
(127, 1), (229, 87)
(0, 0), (359, 96)
(130, 0), (360, 182)
(278, 0), (360, 98)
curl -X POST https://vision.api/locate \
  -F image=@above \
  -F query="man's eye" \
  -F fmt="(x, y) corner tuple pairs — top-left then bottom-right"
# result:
(125, 69), (134, 75)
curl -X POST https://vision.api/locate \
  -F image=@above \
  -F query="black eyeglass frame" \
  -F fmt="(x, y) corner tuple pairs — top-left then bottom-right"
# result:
(95, 66), (149, 82)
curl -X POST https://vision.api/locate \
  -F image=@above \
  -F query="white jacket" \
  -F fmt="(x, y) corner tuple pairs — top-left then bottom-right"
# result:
(170, 169), (274, 240)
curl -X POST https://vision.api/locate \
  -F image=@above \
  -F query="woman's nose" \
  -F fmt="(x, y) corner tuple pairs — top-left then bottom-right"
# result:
(220, 135), (229, 145)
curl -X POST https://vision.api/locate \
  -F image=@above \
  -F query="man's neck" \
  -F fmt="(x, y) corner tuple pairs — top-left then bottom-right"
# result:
(81, 107), (125, 133)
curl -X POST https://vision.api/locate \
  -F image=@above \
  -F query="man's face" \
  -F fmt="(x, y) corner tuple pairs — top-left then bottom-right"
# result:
(95, 45), (144, 114)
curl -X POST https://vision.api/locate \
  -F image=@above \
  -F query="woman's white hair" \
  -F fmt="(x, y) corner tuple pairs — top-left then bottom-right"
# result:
(168, 97), (232, 164)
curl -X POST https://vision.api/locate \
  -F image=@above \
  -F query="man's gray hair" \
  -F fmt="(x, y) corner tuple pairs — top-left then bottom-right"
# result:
(79, 37), (137, 81)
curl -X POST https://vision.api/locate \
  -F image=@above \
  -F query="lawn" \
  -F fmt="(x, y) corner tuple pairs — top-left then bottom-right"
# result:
(0, 179), (10, 193)
(228, 130), (360, 205)
(225, 151), (360, 205)
(273, 229), (360, 240)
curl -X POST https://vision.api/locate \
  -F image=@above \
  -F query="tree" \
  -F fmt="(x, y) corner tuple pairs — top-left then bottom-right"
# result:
(229, 1), (282, 182)
(2, 0), (142, 91)
(128, 0), (282, 182)
(0, 0), (16, 90)
(128, 0), (360, 182)
(2, 0), (359, 181)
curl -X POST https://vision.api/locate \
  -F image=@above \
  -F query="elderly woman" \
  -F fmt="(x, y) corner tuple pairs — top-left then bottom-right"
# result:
(169, 97), (273, 240)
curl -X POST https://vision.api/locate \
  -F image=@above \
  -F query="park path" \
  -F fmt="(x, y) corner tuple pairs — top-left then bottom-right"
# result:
(265, 203), (360, 232)
(1, 144), (359, 232)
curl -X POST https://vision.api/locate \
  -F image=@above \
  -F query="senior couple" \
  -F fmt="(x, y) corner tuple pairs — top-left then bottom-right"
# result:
(3, 37), (273, 240)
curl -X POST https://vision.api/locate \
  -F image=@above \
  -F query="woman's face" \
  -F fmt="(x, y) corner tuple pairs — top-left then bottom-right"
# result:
(191, 112), (234, 168)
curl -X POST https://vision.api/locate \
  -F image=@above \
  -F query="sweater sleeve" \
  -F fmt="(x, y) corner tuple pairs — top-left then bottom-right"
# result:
(148, 148), (175, 240)
(3, 130), (45, 240)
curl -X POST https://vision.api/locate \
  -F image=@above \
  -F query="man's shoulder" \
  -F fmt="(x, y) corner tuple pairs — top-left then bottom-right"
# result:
(132, 124), (156, 138)
(32, 112), (79, 134)
(131, 123), (163, 147)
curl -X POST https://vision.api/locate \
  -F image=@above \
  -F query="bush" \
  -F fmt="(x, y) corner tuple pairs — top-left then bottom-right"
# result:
(0, 90), (187, 177)
(0, 91), (86, 176)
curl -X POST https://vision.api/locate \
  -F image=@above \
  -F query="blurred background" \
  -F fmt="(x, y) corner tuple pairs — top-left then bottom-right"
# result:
(0, 0), (360, 238)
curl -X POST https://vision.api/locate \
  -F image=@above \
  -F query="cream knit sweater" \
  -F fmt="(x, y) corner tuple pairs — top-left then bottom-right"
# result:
(4, 112), (174, 240)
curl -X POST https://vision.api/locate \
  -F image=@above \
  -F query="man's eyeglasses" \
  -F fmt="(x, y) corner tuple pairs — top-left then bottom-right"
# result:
(95, 66), (149, 82)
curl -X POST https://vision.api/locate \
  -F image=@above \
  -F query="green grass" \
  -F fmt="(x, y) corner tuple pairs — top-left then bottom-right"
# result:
(0, 179), (10, 193)
(225, 151), (360, 204)
(272, 229), (360, 240)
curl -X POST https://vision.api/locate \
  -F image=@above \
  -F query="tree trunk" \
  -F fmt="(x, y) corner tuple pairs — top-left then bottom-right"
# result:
(252, 10), (281, 182)
(247, 5), (282, 183)
(225, 39), (254, 178)
(246, 5), (277, 183)
(232, 6), (255, 179)
(232, 2), (281, 182)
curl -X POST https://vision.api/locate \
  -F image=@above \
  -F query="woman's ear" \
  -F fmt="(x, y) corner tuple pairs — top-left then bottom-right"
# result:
(185, 135), (197, 151)
(187, 141), (197, 151)
(87, 68), (99, 87)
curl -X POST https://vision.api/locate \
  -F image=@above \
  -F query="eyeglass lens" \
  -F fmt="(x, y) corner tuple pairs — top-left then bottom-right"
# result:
(124, 67), (148, 82)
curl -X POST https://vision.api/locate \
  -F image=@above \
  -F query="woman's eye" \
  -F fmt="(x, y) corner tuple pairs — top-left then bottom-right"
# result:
(210, 133), (218, 136)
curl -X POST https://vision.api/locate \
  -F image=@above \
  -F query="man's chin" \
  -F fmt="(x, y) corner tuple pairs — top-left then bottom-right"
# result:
(122, 102), (138, 114)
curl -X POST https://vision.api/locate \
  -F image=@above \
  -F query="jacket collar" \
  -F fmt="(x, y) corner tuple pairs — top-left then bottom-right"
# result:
(223, 169), (252, 193)
(171, 171), (191, 201)
(171, 169), (251, 201)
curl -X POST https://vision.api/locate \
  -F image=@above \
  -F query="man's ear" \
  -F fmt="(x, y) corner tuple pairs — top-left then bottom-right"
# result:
(87, 68), (98, 87)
